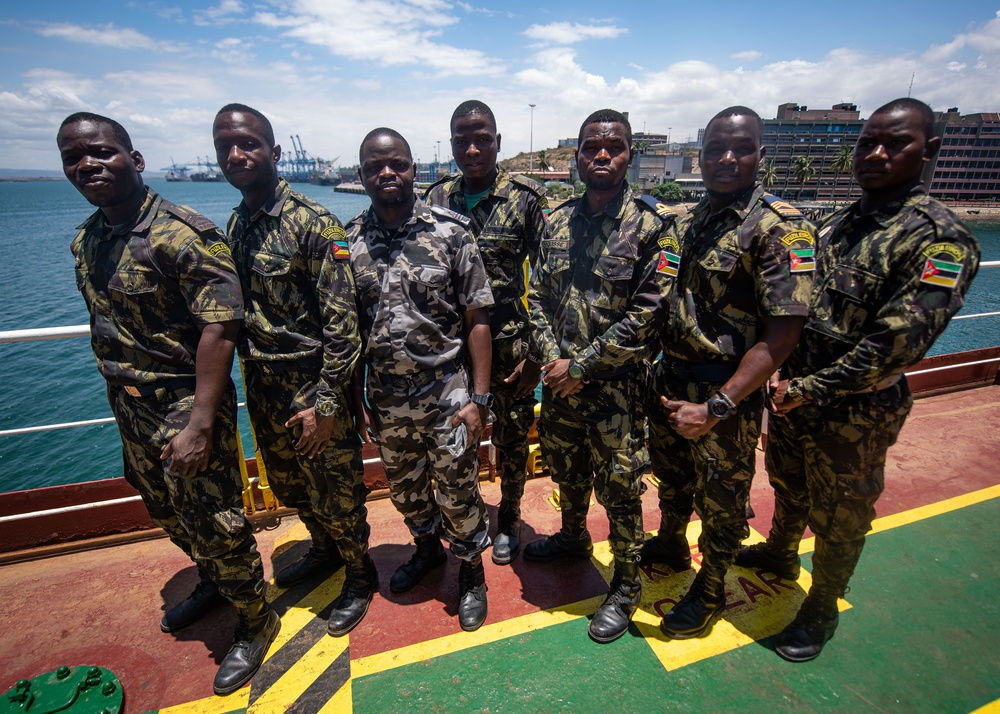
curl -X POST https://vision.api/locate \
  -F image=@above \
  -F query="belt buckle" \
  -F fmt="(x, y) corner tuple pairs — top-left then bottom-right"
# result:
(124, 385), (142, 397)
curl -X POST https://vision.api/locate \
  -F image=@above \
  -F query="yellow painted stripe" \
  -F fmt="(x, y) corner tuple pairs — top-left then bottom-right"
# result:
(970, 698), (1000, 713)
(317, 679), (353, 714)
(351, 594), (605, 679)
(248, 634), (349, 713)
(799, 484), (1000, 555)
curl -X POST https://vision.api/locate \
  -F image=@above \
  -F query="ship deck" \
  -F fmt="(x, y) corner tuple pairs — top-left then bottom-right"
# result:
(2, 384), (999, 713)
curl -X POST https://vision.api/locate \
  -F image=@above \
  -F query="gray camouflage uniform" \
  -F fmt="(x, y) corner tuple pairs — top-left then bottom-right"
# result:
(766, 186), (980, 599)
(71, 187), (265, 607)
(346, 198), (495, 560)
(528, 184), (676, 561)
(225, 178), (369, 562)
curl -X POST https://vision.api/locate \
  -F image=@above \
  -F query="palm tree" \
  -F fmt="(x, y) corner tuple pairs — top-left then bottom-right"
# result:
(792, 155), (816, 201)
(830, 144), (854, 207)
(759, 158), (778, 191)
(536, 149), (550, 178)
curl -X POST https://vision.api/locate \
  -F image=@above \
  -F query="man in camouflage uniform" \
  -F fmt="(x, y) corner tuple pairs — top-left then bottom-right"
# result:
(58, 113), (277, 696)
(740, 98), (980, 661)
(525, 109), (678, 644)
(213, 104), (375, 637)
(641, 106), (814, 640)
(347, 128), (495, 632)
(424, 99), (548, 565)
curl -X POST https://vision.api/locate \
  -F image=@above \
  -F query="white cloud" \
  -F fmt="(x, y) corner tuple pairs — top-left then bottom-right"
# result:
(34, 22), (187, 52)
(194, 0), (246, 25)
(523, 21), (626, 45)
(211, 36), (255, 63)
(731, 50), (763, 61)
(947, 61), (967, 72)
(252, 0), (504, 76)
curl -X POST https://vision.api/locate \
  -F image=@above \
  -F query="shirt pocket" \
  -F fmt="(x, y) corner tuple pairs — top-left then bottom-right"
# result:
(107, 267), (160, 323)
(478, 227), (521, 266)
(403, 263), (449, 311)
(250, 251), (293, 303)
(820, 264), (884, 341)
(590, 254), (635, 312)
(697, 247), (740, 274)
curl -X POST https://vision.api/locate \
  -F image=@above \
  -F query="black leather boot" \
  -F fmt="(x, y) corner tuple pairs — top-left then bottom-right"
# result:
(213, 600), (281, 696)
(589, 560), (641, 643)
(160, 568), (225, 633)
(775, 592), (839, 662)
(275, 519), (345, 588)
(491, 501), (521, 565)
(661, 560), (727, 639)
(457, 556), (488, 632)
(389, 533), (447, 593)
(523, 530), (594, 562)
(735, 540), (801, 580)
(327, 555), (379, 636)
(638, 514), (692, 572)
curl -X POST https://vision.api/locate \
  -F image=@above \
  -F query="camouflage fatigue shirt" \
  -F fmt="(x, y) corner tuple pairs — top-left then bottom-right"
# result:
(528, 183), (676, 377)
(345, 198), (494, 375)
(787, 186), (980, 404)
(71, 187), (243, 385)
(424, 168), (547, 338)
(661, 184), (815, 363)
(226, 178), (360, 410)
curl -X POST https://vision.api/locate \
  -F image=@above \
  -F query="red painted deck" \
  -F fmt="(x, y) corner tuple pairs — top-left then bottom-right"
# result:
(0, 385), (997, 713)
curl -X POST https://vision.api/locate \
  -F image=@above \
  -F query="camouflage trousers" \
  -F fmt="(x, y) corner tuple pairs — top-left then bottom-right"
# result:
(765, 379), (913, 598)
(537, 373), (647, 561)
(648, 369), (762, 565)
(367, 365), (490, 561)
(108, 379), (265, 607)
(244, 362), (370, 562)
(489, 331), (538, 512)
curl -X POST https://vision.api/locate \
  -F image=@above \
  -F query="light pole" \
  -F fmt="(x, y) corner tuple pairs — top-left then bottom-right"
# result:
(437, 140), (442, 174)
(529, 103), (536, 174)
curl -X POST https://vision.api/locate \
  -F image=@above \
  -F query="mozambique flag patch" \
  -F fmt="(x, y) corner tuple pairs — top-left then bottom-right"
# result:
(332, 240), (350, 260)
(657, 250), (680, 277)
(789, 248), (815, 272)
(920, 257), (962, 288)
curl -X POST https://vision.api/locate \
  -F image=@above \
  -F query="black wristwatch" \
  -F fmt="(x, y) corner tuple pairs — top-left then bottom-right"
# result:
(315, 398), (338, 418)
(470, 393), (494, 409)
(706, 391), (736, 420)
(567, 361), (586, 381)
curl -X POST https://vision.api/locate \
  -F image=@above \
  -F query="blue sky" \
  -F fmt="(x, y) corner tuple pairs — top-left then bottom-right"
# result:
(3, 1), (1000, 171)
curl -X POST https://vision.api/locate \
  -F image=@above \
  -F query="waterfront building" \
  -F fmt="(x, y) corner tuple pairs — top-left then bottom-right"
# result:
(928, 108), (1000, 202)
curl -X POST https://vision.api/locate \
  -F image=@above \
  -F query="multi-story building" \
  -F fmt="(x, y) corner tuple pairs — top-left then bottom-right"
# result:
(760, 102), (865, 202)
(928, 109), (1000, 202)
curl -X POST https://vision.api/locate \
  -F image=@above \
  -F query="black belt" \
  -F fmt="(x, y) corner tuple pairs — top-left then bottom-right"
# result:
(119, 376), (196, 398)
(490, 301), (528, 325)
(660, 360), (738, 383)
(374, 361), (459, 390)
(247, 358), (322, 375)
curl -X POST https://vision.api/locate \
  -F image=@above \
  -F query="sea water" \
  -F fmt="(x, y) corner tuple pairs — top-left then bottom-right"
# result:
(1, 180), (998, 492)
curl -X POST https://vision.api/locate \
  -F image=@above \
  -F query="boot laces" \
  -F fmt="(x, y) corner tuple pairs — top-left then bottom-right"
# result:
(459, 562), (484, 594)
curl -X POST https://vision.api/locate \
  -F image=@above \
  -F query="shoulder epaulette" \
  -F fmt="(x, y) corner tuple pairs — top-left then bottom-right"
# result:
(510, 172), (546, 196)
(429, 204), (472, 228)
(762, 194), (804, 219)
(288, 190), (331, 218)
(161, 200), (219, 233)
(638, 194), (678, 221)
(424, 174), (458, 198)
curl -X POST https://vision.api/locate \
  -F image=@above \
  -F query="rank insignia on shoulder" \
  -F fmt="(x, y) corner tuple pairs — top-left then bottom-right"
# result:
(640, 194), (678, 220)
(781, 229), (814, 246)
(208, 242), (231, 257)
(321, 225), (347, 241)
(920, 257), (962, 288)
(789, 248), (815, 272)
(429, 204), (471, 227)
(332, 240), (350, 260)
(657, 250), (680, 277)
(763, 194), (804, 219)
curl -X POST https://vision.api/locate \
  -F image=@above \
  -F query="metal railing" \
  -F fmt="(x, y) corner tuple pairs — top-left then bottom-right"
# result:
(2, 260), (999, 439)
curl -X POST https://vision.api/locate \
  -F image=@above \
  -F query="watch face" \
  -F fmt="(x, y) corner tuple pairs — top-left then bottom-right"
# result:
(316, 401), (335, 417)
(568, 364), (584, 380)
(708, 396), (731, 419)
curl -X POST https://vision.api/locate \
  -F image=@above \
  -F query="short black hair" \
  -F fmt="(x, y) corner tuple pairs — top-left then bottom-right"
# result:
(870, 97), (935, 139)
(704, 106), (764, 141)
(215, 103), (275, 147)
(359, 127), (412, 165)
(578, 108), (632, 148)
(451, 100), (497, 134)
(58, 112), (133, 151)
